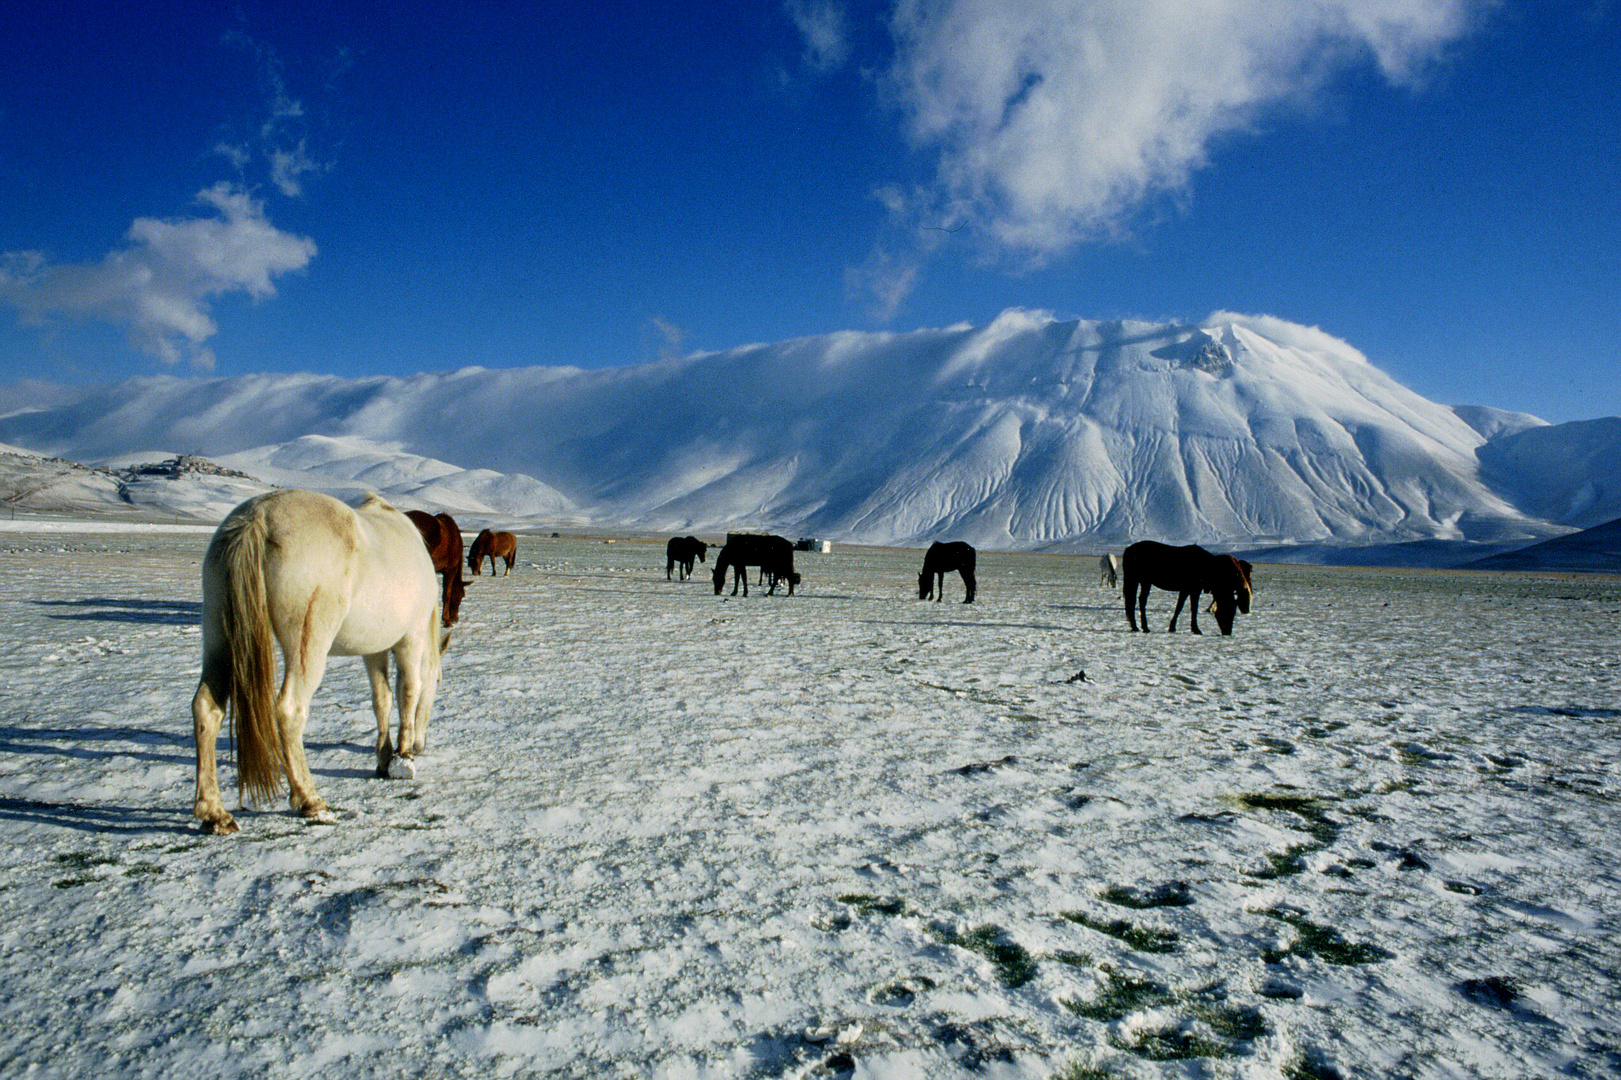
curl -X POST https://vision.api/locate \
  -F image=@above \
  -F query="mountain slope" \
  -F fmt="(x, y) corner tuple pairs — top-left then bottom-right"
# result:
(1474, 417), (1621, 530)
(1466, 517), (1621, 574)
(0, 310), (1585, 549)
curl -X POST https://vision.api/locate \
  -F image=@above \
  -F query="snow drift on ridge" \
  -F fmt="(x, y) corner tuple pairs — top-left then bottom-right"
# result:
(0, 310), (1562, 549)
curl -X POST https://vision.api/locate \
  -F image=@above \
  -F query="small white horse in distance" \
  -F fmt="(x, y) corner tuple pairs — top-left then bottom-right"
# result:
(1099, 553), (1120, 589)
(191, 489), (449, 834)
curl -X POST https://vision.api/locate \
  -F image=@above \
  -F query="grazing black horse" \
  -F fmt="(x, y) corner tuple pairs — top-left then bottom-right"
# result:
(666, 536), (708, 581)
(918, 541), (977, 603)
(712, 533), (800, 597)
(1122, 540), (1253, 635)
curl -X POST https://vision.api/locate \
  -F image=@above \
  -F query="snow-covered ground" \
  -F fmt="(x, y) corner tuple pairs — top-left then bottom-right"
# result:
(2, 526), (1617, 1079)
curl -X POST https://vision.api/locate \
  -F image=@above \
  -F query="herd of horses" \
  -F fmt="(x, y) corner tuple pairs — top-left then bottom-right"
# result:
(188, 491), (1254, 833)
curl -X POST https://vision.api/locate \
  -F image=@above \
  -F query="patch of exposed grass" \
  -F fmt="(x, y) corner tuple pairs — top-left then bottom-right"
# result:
(1260, 908), (1393, 965)
(1052, 1062), (1126, 1080)
(1232, 791), (1342, 843)
(54, 851), (115, 869)
(1061, 970), (1172, 1022)
(935, 924), (1038, 988)
(1110, 1025), (1227, 1061)
(838, 893), (907, 917)
(1062, 911), (1179, 953)
(51, 851), (118, 888)
(1065, 974), (1272, 1062)
(1284, 1049), (1346, 1079)
(51, 876), (97, 889)
(1098, 881), (1193, 909)
(1195, 1003), (1270, 1043)
(1250, 844), (1312, 880)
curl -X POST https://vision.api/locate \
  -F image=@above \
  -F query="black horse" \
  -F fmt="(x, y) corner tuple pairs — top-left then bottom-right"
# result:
(1122, 540), (1253, 635)
(666, 535), (708, 581)
(712, 533), (800, 597)
(918, 541), (977, 603)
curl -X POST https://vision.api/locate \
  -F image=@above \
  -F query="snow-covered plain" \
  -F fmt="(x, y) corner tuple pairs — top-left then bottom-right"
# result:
(2, 526), (1618, 1079)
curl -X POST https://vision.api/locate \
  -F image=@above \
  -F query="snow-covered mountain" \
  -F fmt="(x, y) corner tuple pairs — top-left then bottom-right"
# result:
(0, 310), (1610, 553)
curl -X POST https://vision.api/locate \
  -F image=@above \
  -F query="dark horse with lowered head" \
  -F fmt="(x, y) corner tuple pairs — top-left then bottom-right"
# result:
(1122, 540), (1253, 636)
(713, 533), (799, 597)
(666, 536), (708, 581)
(919, 541), (977, 603)
(405, 509), (467, 626)
(468, 529), (518, 576)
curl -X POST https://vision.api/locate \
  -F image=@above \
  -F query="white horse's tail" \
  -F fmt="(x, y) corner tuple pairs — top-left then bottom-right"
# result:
(220, 505), (286, 805)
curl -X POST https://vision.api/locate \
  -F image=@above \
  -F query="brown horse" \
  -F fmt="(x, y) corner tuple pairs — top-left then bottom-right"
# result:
(405, 510), (466, 627)
(1122, 540), (1253, 635)
(468, 529), (518, 576)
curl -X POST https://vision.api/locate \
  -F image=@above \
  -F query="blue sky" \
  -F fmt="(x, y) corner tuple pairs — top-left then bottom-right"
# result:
(1, 0), (1616, 423)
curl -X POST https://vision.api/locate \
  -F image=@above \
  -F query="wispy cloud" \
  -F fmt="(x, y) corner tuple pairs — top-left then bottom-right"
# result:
(216, 33), (328, 197)
(0, 184), (316, 371)
(647, 315), (689, 360)
(862, 0), (1493, 310)
(786, 0), (852, 72)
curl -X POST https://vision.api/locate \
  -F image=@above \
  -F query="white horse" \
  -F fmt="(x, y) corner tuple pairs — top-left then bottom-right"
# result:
(1099, 552), (1120, 589)
(191, 489), (449, 834)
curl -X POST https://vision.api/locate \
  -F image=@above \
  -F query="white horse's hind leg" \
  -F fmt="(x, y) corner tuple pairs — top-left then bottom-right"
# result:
(191, 649), (237, 834)
(411, 631), (445, 755)
(275, 645), (333, 820)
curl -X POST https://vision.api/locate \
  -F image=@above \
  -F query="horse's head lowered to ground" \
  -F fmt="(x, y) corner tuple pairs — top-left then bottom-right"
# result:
(1206, 556), (1254, 635)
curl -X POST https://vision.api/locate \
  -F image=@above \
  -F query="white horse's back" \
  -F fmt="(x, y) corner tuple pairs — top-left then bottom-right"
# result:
(192, 489), (446, 834)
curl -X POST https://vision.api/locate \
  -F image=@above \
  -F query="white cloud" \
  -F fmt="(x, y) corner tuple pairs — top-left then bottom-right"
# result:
(0, 184), (316, 370)
(786, 0), (852, 72)
(881, 0), (1492, 265)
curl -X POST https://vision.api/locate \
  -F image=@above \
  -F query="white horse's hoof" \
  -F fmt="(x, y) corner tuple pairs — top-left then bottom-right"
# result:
(387, 756), (416, 780)
(307, 808), (337, 825)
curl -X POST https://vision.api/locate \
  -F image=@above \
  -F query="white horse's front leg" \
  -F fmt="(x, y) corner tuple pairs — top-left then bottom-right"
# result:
(366, 653), (396, 778)
(385, 638), (428, 778)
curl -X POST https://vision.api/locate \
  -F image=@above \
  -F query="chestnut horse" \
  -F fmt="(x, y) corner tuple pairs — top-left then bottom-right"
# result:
(191, 490), (449, 834)
(1122, 541), (1253, 636)
(406, 509), (466, 626)
(468, 529), (518, 576)
(666, 535), (708, 581)
(918, 541), (977, 603)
